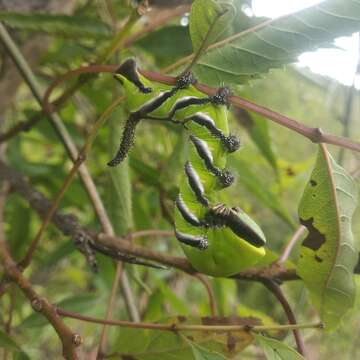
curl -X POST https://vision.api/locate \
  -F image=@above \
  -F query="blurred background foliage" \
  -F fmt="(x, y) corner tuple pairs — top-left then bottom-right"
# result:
(0, 0), (359, 359)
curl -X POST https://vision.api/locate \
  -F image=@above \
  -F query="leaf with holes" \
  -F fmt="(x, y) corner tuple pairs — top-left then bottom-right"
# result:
(193, 0), (360, 85)
(190, 0), (236, 52)
(255, 334), (305, 360)
(296, 144), (358, 330)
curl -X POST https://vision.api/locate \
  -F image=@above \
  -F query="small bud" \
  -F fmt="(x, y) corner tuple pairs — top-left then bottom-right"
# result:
(72, 333), (82, 346)
(31, 298), (43, 312)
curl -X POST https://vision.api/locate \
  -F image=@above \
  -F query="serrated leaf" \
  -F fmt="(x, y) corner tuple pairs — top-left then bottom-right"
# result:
(193, 0), (360, 85)
(296, 144), (358, 330)
(0, 12), (111, 38)
(255, 334), (305, 360)
(190, 0), (236, 52)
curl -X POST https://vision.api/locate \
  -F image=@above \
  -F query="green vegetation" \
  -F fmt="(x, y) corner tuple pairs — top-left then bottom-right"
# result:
(0, 0), (359, 359)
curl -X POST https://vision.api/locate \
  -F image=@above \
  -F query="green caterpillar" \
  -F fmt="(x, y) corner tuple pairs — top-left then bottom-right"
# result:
(108, 59), (266, 277)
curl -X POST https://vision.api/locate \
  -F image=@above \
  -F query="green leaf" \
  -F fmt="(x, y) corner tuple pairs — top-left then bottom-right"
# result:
(0, 12), (111, 38)
(232, 108), (278, 175)
(6, 196), (31, 259)
(230, 156), (296, 228)
(107, 107), (134, 235)
(130, 156), (164, 188)
(296, 144), (358, 330)
(190, 0), (236, 52)
(193, 0), (360, 85)
(0, 330), (21, 351)
(255, 334), (305, 360)
(137, 26), (193, 67)
(113, 316), (255, 359)
(190, 342), (227, 360)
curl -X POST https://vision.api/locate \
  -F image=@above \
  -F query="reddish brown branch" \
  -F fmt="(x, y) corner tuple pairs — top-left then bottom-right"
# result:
(42, 65), (360, 154)
(0, 221), (81, 359)
(262, 279), (306, 357)
(0, 159), (298, 283)
(193, 274), (217, 316)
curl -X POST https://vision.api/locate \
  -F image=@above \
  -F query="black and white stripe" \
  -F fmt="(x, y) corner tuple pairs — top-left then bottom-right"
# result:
(169, 97), (211, 118)
(175, 194), (202, 227)
(184, 161), (209, 207)
(175, 230), (208, 250)
(189, 135), (234, 188)
(188, 113), (240, 153)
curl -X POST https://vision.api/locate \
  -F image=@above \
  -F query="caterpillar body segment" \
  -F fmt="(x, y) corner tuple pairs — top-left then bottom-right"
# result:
(110, 59), (266, 277)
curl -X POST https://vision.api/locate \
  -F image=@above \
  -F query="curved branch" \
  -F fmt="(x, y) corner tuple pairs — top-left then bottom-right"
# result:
(42, 65), (360, 154)
(262, 279), (306, 357)
(0, 220), (81, 359)
(0, 159), (298, 283)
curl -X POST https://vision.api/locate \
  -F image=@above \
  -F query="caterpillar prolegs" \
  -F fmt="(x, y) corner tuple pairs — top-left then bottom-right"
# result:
(108, 59), (266, 277)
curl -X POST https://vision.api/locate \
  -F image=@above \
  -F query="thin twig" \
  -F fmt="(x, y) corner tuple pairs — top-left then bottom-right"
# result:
(263, 279), (307, 357)
(278, 225), (306, 264)
(0, 248), (82, 359)
(127, 229), (174, 239)
(0, 189), (81, 359)
(97, 10), (140, 63)
(182, 7), (228, 74)
(122, 4), (191, 47)
(98, 263), (124, 356)
(0, 21), (139, 325)
(162, 17), (280, 74)
(193, 274), (217, 316)
(0, 160), (300, 283)
(0, 111), (43, 143)
(0, 22), (114, 236)
(41, 5), (188, 115)
(19, 97), (124, 269)
(57, 307), (322, 332)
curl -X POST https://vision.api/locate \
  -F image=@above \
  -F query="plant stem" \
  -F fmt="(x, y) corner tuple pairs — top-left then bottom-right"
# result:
(58, 308), (322, 332)
(263, 279), (307, 357)
(97, 10), (140, 63)
(0, 21), (138, 328)
(44, 64), (360, 154)
(278, 225), (306, 264)
(19, 97), (124, 269)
